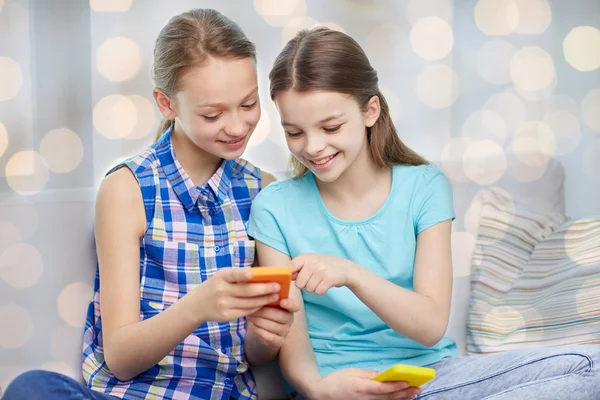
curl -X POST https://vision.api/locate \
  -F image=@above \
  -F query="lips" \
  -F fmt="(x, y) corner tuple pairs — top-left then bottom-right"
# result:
(219, 135), (247, 150)
(311, 154), (336, 165)
(222, 137), (244, 144)
(308, 152), (339, 170)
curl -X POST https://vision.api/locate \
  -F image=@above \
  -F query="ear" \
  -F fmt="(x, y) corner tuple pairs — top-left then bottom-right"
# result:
(153, 88), (177, 120)
(363, 95), (381, 128)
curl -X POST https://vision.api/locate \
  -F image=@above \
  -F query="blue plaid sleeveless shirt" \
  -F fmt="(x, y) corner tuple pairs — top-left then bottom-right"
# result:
(82, 128), (262, 399)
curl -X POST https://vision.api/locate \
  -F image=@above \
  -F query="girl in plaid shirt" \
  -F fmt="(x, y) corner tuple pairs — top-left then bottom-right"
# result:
(4, 8), (297, 400)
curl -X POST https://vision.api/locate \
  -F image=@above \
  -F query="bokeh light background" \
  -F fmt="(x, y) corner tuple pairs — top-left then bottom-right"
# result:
(0, 0), (598, 388)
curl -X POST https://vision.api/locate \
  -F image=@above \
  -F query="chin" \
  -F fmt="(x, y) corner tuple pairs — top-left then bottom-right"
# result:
(217, 142), (251, 160)
(310, 167), (343, 183)
(221, 149), (246, 160)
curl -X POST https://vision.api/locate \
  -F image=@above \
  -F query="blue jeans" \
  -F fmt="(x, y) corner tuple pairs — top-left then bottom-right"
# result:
(290, 345), (600, 399)
(2, 370), (241, 399)
(418, 345), (599, 399)
(2, 370), (116, 400)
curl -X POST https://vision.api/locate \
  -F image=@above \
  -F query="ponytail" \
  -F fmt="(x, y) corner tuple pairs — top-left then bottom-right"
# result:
(154, 118), (173, 143)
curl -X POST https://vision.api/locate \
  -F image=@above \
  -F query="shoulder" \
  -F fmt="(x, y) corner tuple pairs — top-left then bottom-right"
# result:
(100, 144), (163, 203)
(232, 158), (261, 179)
(99, 145), (161, 218)
(253, 173), (313, 209)
(231, 159), (289, 189)
(101, 166), (140, 195)
(108, 145), (160, 182)
(395, 164), (454, 229)
(261, 171), (277, 188)
(230, 157), (265, 188)
(394, 164), (451, 193)
(96, 166), (145, 227)
(394, 163), (446, 180)
(418, 164), (450, 189)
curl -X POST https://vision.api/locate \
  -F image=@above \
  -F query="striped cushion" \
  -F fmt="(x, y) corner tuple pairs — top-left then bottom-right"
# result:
(466, 188), (600, 354)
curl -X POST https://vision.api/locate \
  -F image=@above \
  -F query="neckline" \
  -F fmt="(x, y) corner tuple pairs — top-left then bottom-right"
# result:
(156, 127), (233, 210)
(308, 166), (397, 226)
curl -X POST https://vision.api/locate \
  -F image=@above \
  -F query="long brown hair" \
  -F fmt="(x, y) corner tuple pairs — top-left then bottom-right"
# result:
(269, 27), (427, 177)
(152, 9), (256, 141)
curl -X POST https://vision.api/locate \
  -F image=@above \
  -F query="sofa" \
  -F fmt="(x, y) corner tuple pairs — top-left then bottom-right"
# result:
(0, 154), (573, 399)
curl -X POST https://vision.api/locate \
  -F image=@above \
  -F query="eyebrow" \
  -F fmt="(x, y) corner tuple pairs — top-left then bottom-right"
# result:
(282, 112), (346, 128)
(195, 87), (258, 109)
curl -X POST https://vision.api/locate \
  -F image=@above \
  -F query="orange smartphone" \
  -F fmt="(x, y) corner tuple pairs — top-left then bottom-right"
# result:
(246, 267), (292, 306)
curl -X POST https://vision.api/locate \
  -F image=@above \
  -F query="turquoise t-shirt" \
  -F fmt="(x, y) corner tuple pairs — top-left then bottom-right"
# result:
(247, 164), (457, 377)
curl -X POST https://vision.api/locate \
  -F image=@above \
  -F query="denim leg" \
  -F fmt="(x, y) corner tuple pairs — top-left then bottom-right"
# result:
(3, 370), (117, 400)
(418, 345), (600, 400)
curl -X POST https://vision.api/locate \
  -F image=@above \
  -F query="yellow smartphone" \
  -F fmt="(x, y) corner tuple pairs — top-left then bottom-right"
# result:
(372, 364), (436, 387)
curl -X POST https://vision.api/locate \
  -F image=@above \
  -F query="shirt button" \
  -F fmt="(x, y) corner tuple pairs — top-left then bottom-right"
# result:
(201, 190), (209, 199)
(214, 245), (220, 252)
(224, 377), (231, 384)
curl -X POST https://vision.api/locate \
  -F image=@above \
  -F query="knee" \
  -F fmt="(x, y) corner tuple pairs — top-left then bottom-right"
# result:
(557, 352), (594, 375)
(3, 370), (65, 399)
(10, 369), (60, 387)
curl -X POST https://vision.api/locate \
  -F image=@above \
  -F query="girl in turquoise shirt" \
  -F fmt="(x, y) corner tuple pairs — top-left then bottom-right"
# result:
(247, 27), (600, 400)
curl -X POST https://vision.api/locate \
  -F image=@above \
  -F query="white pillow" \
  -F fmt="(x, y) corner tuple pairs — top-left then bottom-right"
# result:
(466, 188), (600, 354)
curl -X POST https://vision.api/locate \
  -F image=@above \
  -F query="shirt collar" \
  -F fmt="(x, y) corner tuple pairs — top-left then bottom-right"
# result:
(155, 127), (233, 212)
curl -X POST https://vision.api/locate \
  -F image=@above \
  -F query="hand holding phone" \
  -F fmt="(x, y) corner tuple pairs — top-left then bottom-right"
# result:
(246, 266), (292, 306)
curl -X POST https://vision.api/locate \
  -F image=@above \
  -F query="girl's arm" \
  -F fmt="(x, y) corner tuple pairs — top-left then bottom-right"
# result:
(243, 294), (299, 366)
(244, 170), (300, 366)
(255, 242), (417, 400)
(348, 220), (453, 346)
(96, 168), (207, 381)
(293, 220), (453, 347)
(254, 242), (323, 397)
(97, 168), (277, 381)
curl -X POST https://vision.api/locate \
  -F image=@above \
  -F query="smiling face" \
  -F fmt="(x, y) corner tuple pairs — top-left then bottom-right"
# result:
(274, 89), (380, 183)
(155, 56), (261, 160)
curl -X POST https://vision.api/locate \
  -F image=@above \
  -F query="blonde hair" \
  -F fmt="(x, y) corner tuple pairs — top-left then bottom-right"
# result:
(152, 9), (256, 141)
(269, 28), (427, 177)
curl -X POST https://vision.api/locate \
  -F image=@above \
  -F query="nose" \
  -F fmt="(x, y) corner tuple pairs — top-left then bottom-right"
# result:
(224, 112), (246, 138)
(304, 132), (327, 157)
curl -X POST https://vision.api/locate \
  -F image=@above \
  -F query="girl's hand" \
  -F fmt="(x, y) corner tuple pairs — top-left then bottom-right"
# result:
(194, 268), (280, 323)
(246, 297), (300, 348)
(290, 254), (357, 295)
(309, 368), (421, 400)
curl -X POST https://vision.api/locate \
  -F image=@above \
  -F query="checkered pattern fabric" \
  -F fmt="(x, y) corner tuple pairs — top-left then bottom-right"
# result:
(82, 128), (262, 400)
